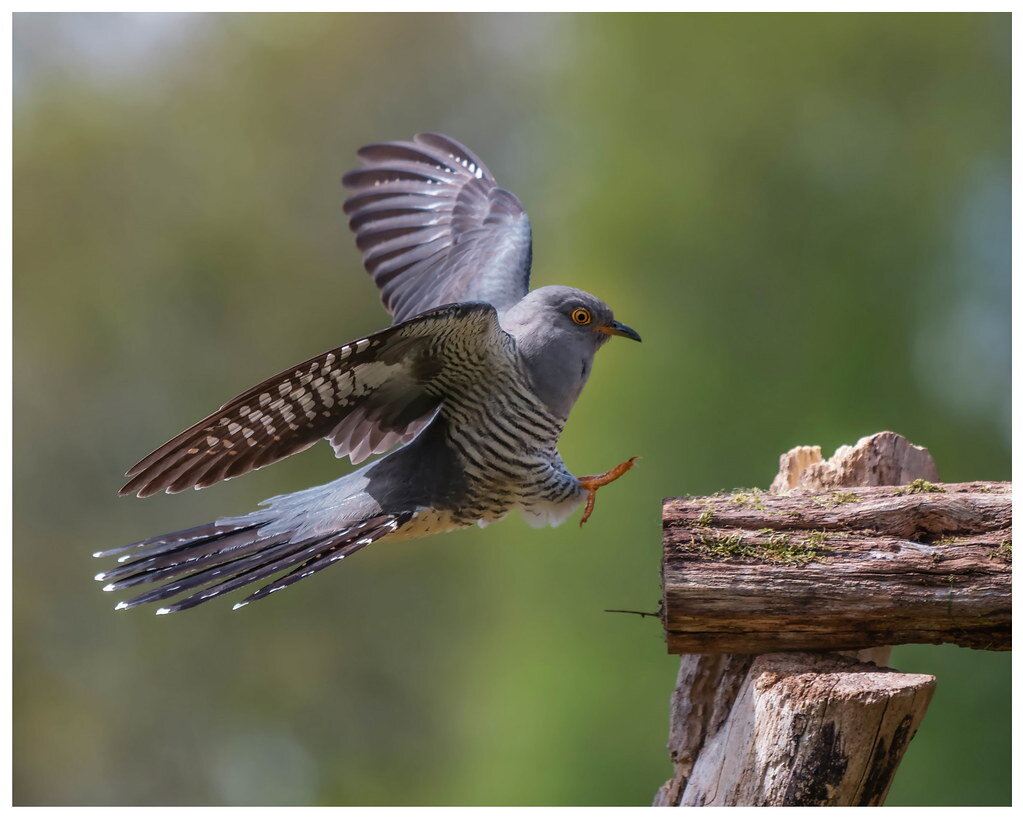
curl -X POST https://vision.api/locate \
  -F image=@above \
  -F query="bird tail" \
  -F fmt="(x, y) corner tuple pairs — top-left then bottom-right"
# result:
(94, 510), (412, 614)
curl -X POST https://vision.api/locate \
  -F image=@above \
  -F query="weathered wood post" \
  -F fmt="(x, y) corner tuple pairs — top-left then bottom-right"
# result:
(654, 432), (1011, 807)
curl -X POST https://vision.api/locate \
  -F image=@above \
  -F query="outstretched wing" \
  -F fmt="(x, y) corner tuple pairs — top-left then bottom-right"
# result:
(342, 132), (532, 323)
(121, 303), (507, 497)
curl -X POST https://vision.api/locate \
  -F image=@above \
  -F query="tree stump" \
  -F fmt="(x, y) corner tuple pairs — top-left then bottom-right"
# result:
(655, 653), (936, 806)
(654, 432), (1009, 806)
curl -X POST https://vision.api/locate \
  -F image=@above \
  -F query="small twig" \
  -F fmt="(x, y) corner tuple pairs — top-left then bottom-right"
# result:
(605, 607), (661, 618)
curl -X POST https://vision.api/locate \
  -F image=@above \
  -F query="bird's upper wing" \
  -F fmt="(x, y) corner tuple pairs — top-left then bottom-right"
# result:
(121, 303), (511, 497)
(342, 133), (532, 323)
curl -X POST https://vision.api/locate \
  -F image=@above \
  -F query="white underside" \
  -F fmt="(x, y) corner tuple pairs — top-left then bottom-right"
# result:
(516, 496), (585, 529)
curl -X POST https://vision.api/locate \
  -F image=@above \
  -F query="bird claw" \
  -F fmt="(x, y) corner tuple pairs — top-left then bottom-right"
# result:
(577, 456), (640, 526)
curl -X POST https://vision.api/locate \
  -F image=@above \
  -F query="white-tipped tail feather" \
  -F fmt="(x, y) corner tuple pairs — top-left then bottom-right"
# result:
(97, 510), (412, 614)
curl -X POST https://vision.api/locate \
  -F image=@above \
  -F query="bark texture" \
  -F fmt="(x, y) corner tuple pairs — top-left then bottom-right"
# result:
(662, 481), (1011, 653)
(655, 653), (935, 806)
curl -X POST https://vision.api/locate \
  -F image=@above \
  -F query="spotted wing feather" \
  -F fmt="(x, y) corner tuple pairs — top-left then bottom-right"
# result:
(121, 303), (502, 497)
(342, 132), (532, 323)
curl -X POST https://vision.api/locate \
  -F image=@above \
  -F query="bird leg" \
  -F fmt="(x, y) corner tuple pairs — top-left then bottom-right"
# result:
(577, 456), (640, 526)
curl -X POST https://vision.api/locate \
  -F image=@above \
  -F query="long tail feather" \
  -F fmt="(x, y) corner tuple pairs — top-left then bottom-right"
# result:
(96, 511), (411, 613)
(92, 521), (251, 560)
(235, 513), (410, 608)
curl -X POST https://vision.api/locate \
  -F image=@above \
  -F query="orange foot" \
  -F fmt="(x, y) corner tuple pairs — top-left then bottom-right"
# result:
(577, 456), (641, 526)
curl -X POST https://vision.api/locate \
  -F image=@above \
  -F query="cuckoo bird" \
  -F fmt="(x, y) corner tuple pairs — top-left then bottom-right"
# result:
(96, 133), (641, 614)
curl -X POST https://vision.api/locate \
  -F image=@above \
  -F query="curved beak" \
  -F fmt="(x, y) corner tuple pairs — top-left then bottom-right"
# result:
(596, 320), (642, 342)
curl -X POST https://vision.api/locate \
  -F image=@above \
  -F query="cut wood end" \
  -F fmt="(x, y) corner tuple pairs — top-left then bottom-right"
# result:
(661, 651), (939, 807)
(751, 653), (936, 698)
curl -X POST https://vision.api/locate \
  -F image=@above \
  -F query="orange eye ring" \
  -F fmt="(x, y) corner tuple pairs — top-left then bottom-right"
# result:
(571, 307), (592, 326)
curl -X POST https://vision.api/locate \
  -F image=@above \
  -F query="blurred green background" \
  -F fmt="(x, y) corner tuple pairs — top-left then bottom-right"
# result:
(14, 12), (1010, 807)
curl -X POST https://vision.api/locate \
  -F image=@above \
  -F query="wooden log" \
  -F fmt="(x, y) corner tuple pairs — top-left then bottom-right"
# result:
(655, 653), (935, 806)
(655, 432), (983, 806)
(661, 481), (1011, 653)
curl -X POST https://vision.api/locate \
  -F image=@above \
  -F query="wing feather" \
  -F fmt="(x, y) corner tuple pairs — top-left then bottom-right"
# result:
(343, 133), (532, 323)
(121, 303), (506, 497)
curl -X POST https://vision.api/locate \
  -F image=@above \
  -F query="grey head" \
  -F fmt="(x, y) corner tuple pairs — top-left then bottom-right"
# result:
(501, 285), (641, 419)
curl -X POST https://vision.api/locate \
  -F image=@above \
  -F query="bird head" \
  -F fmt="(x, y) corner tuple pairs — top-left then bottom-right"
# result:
(501, 286), (640, 417)
(504, 285), (641, 347)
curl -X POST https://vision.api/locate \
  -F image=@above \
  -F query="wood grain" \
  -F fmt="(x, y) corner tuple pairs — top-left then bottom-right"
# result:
(656, 653), (935, 806)
(662, 482), (1011, 653)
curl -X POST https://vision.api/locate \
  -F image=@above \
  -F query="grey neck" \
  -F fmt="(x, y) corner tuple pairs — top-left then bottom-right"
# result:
(507, 326), (594, 420)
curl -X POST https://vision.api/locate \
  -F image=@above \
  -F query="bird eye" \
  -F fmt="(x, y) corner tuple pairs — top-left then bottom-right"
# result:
(571, 307), (592, 326)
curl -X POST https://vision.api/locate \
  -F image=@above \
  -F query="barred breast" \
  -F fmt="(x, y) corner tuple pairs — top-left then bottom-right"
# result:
(425, 335), (584, 529)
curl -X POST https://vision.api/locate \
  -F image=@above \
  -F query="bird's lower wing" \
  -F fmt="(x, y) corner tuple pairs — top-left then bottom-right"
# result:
(121, 303), (504, 497)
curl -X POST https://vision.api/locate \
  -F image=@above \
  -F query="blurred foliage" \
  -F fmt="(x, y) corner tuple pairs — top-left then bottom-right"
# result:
(14, 12), (1009, 806)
